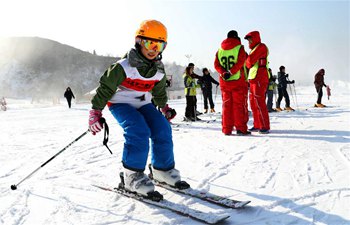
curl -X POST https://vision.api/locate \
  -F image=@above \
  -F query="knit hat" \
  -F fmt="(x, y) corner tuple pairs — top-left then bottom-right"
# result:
(188, 63), (195, 67)
(227, 30), (238, 39)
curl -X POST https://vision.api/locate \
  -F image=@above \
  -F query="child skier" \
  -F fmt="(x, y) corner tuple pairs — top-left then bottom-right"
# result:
(276, 66), (295, 111)
(88, 20), (189, 198)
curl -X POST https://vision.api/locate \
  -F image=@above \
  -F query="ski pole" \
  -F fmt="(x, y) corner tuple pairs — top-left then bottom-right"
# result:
(292, 83), (299, 109)
(10, 118), (112, 190)
(10, 130), (89, 190)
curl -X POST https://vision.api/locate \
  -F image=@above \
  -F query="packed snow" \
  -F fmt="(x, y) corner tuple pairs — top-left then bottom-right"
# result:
(0, 85), (349, 225)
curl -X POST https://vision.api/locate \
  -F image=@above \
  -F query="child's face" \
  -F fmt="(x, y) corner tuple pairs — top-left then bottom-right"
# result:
(140, 46), (160, 60)
(139, 38), (166, 60)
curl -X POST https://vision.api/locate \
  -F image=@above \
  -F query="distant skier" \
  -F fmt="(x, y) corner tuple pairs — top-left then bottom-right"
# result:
(183, 65), (202, 121)
(88, 20), (189, 198)
(199, 68), (219, 113)
(244, 31), (270, 134)
(0, 97), (7, 111)
(64, 87), (75, 108)
(314, 68), (328, 107)
(266, 68), (277, 112)
(214, 30), (250, 135)
(275, 66), (295, 112)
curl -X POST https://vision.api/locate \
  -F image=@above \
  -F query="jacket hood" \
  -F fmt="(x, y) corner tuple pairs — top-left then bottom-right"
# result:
(244, 31), (261, 49)
(317, 69), (325, 75)
(220, 37), (241, 50)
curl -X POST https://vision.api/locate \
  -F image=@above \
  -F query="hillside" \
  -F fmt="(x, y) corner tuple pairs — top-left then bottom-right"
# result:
(0, 37), (219, 100)
(0, 37), (118, 99)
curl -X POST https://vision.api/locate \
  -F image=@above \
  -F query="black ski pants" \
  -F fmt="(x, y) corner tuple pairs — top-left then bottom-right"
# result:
(185, 96), (196, 118)
(266, 90), (274, 111)
(276, 87), (290, 108)
(65, 97), (72, 108)
(202, 88), (215, 109)
(316, 87), (323, 104)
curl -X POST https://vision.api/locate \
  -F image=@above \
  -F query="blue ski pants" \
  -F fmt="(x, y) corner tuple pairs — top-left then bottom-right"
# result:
(109, 103), (174, 172)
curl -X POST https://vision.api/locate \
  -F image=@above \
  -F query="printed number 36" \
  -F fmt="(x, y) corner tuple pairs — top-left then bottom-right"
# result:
(220, 56), (235, 70)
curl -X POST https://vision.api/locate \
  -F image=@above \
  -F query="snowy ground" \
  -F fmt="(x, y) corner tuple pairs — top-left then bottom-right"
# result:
(0, 85), (349, 225)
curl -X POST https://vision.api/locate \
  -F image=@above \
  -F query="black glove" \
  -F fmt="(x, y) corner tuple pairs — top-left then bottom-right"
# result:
(285, 74), (289, 77)
(291, 80), (295, 84)
(223, 72), (231, 80)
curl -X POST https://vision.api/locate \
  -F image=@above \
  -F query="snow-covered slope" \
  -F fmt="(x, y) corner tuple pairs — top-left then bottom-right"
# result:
(0, 86), (349, 225)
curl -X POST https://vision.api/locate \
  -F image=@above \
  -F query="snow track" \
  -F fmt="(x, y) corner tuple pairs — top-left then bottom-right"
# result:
(1, 88), (350, 224)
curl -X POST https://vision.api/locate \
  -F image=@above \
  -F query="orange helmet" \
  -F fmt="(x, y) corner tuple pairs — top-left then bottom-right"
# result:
(135, 20), (167, 42)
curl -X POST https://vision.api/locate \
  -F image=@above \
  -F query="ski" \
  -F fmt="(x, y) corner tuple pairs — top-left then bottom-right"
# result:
(92, 184), (230, 224)
(153, 181), (251, 209)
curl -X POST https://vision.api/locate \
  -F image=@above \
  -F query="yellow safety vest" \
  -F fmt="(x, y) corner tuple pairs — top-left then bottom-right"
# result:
(183, 74), (199, 96)
(248, 44), (270, 80)
(217, 45), (242, 81)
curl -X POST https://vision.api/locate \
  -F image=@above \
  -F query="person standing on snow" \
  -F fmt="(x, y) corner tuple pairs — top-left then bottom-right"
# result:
(266, 68), (277, 112)
(183, 65), (202, 121)
(275, 66), (295, 112)
(199, 68), (219, 113)
(88, 20), (189, 198)
(64, 87), (75, 108)
(244, 31), (270, 134)
(214, 30), (250, 135)
(314, 68), (328, 107)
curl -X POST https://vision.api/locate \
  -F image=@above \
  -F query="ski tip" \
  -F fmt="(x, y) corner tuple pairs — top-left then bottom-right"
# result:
(207, 214), (230, 224)
(234, 200), (251, 208)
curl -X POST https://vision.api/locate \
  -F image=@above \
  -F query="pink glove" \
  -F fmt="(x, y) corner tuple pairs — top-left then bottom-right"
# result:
(89, 109), (103, 135)
(161, 104), (176, 121)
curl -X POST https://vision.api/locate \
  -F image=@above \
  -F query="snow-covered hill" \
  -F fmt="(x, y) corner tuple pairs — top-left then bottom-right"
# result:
(0, 86), (349, 225)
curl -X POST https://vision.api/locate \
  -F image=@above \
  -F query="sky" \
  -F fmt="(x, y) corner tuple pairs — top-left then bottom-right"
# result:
(0, 0), (349, 84)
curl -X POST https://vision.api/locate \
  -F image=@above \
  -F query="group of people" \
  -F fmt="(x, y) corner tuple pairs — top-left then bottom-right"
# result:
(86, 19), (330, 198)
(182, 63), (219, 121)
(213, 30), (269, 135)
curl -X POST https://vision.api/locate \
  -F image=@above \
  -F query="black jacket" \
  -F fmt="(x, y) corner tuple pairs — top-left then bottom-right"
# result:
(199, 73), (219, 90)
(277, 72), (293, 88)
(64, 89), (75, 100)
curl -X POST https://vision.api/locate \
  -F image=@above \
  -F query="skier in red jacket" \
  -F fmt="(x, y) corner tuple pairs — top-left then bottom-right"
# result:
(214, 30), (250, 135)
(244, 31), (270, 134)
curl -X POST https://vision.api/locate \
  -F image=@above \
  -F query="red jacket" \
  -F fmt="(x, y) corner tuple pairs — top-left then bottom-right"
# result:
(314, 69), (326, 89)
(244, 31), (269, 82)
(214, 37), (246, 86)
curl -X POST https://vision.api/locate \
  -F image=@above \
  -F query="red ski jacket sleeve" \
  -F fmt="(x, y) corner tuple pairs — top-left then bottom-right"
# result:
(245, 43), (268, 69)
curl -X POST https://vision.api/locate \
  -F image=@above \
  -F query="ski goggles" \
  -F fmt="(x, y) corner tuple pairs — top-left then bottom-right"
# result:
(141, 38), (167, 52)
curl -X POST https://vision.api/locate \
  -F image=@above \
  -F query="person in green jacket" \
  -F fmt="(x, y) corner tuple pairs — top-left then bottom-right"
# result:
(88, 20), (189, 198)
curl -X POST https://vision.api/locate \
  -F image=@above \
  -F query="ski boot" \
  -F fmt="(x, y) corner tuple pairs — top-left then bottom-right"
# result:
(120, 168), (163, 201)
(259, 129), (270, 134)
(196, 110), (203, 116)
(184, 116), (195, 122)
(275, 107), (283, 112)
(236, 130), (252, 136)
(149, 164), (190, 190)
(284, 106), (295, 111)
(248, 127), (260, 132)
(314, 103), (326, 108)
